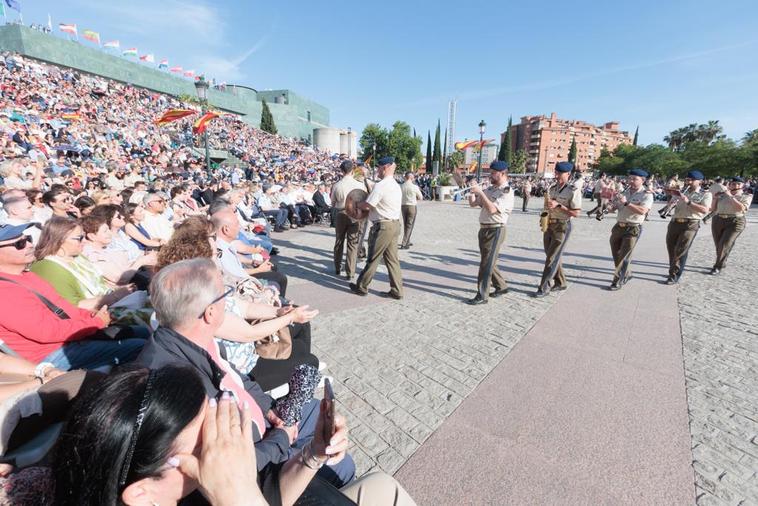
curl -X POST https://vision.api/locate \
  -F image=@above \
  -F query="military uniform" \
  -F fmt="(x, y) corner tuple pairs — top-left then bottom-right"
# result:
(711, 186), (753, 273)
(665, 176), (712, 282)
(354, 159), (404, 298)
(331, 165), (365, 278)
(400, 179), (424, 249)
(537, 164), (582, 295)
(609, 176), (653, 289)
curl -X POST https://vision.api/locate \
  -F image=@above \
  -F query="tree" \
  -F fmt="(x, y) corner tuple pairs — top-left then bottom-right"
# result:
(665, 121), (724, 151)
(260, 99), (277, 135)
(433, 120), (442, 165)
(447, 150), (464, 169)
(633, 126), (639, 146)
(426, 131), (432, 172)
(498, 116), (513, 163)
(568, 137), (577, 163)
(510, 149), (528, 174)
(387, 121), (423, 172)
(442, 128), (448, 171)
(359, 123), (389, 162)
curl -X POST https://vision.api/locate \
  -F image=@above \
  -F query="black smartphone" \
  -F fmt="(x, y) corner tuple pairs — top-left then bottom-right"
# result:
(323, 378), (335, 442)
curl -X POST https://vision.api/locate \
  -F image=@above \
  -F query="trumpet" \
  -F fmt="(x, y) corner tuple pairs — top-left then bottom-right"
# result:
(596, 190), (623, 221)
(658, 184), (690, 218)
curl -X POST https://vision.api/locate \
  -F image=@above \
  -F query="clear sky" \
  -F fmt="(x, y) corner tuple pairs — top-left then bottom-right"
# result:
(13, 0), (758, 147)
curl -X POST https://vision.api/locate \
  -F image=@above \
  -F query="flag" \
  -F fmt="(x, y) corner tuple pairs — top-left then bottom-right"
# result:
(154, 109), (195, 126)
(122, 48), (138, 56)
(4, 0), (21, 13)
(61, 113), (81, 121)
(47, 13), (52, 31)
(454, 139), (494, 151)
(169, 66), (183, 73)
(139, 54), (155, 63)
(82, 30), (100, 45)
(59, 23), (77, 37)
(183, 70), (195, 78)
(193, 111), (220, 135)
(158, 59), (168, 69)
(103, 40), (120, 49)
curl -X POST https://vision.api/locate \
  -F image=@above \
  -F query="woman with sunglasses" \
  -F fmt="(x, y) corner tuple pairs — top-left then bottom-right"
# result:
(41, 185), (78, 219)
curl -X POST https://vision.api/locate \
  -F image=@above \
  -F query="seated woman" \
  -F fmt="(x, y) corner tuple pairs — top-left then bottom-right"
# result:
(73, 195), (96, 217)
(89, 204), (143, 263)
(53, 365), (414, 506)
(41, 185), (77, 220)
(123, 203), (164, 251)
(156, 217), (318, 391)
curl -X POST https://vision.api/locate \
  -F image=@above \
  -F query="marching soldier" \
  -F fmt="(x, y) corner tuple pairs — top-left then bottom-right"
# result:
(349, 157), (404, 299)
(608, 168), (653, 291)
(702, 176), (726, 224)
(521, 178), (532, 212)
(399, 172), (424, 249)
(331, 160), (365, 280)
(533, 162), (582, 298)
(664, 170), (712, 284)
(465, 160), (514, 305)
(709, 176), (754, 275)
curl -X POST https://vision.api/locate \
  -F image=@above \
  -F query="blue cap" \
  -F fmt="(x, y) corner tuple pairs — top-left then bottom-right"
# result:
(490, 160), (509, 172)
(686, 170), (704, 180)
(730, 176), (744, 183)
(628, 168), (649, 178)
(555, 161), (574, 173)
(0, 223), (31, 242)
(377, 156), (395, 166)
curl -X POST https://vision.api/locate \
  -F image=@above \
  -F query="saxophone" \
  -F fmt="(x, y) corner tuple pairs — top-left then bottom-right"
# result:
(539, 183), (552, 232)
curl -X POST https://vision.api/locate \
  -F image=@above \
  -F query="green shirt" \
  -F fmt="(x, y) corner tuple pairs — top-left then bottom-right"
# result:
(29, 259), (86, 305)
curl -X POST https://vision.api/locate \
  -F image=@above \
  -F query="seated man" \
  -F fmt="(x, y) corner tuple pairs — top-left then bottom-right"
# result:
(0, 224), (144, 370)
(312, 183), (333, 221)
(140, 192), (174, 242)
(135, 258), (355, 486)
(0, 190), (40, 244)
(257, 186), (288, 232)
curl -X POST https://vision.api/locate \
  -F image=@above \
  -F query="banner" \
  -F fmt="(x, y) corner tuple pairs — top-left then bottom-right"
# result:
(158, 59), (168, 69)
(139, 54), (155, 63)
(154, 109), (196, 126)
(192, 111), (220, 135)
(122, 48), (138, 57)
(183, 70), (195, 78)
(59, 23), (77, 37)
(169, 66), (183, 73)
(82, 30), (100, 45)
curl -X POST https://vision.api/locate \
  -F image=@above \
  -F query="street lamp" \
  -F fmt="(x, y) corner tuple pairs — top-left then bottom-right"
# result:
(347, 126), (352, 159)
(477, 120), (486, 182)
(194, 76), (211, 173)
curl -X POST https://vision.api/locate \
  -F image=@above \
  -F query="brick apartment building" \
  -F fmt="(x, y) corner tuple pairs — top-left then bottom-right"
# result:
(502, 112), (632, 174)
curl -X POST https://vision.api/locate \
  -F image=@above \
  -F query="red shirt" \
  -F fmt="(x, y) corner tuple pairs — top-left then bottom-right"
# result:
(0, 271), (106, 363)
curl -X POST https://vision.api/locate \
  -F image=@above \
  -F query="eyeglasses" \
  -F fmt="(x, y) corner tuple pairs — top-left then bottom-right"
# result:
(67, 235), (84, 242)
(0, 235), (32, 250)
(216, 247), (223, 258)
(198, 285), (234, 319)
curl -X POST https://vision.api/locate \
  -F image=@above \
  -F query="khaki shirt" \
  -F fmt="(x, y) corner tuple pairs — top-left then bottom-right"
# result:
(478, 183), (514, 225)
(366, 176), (402, 222)
(548, 182), (583, 220)
(714, 191), (753, 216)
(616, 187), (653, 224)
(672, 188), (712, 220)
(400, 181), (424, 206)
(331, 175), (365, 210)
(708, 182), (727, 195)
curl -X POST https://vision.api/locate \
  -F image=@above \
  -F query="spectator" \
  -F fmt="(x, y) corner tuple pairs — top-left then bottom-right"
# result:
(140, 192), (174, 242)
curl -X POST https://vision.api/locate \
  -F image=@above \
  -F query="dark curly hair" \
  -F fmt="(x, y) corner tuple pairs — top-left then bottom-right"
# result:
(155, 216), (214, 271)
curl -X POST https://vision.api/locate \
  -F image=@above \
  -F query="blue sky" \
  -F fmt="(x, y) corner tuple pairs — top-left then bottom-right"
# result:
(13, 0), (758, 147)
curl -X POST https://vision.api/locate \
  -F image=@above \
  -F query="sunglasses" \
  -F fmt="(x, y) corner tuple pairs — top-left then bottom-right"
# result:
(0, 235), (32, 250)
(68, 235), (84, 242)
(198, 285), (234, 318)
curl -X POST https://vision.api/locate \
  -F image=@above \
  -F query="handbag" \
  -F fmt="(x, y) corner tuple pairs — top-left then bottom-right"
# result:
(254, 325), (292, 360)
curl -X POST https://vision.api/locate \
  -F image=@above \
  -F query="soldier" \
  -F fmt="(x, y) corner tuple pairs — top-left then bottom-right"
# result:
(521, 178), (532, 212)
(533, 162), (582, 298)
(349, 157), (404, 299)
(709, 176), (754, 275)
(702, 176), (726, 224)
(330, 160), (364, 280)
(399, 172), (424, 249)
(664, 170), (712, 284)
(465, 160), (514, 305)
(608, 168), (653, 291)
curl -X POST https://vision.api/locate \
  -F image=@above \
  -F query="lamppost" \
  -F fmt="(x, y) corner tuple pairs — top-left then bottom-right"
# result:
(372, 142), (377, 179)
(347, 126), (352, 159)
(476, 120), (486, 182)
(194, 76), (211, 173)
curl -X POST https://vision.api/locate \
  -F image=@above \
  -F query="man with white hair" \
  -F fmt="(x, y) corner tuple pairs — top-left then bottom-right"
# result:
(0, 190), (41, 243)
(135, 258), (355, 486)
(140, 192), (174, 242)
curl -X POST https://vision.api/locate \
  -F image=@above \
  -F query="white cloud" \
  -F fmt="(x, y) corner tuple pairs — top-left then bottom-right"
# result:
(193, 37), (268, 82)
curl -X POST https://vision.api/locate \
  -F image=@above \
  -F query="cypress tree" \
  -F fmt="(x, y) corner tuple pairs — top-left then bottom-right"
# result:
(426, 130), (432, 173)
(633, 126), (639, 146)
(260, 99), (277, 134)
(442, 128), (448, 169)
(498, 116), (513, 163)
(433, 120), (442, 164)
(568, 136), (577, 163)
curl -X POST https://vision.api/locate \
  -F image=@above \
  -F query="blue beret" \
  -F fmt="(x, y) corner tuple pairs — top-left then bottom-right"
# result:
(555, 161), (574, 173)
(490, 160), (509, 172)
(730, 176), (744, 183)
(628, 168), (649, 178)
(686, 170), (704, 180)
(377, 156), (395, 166)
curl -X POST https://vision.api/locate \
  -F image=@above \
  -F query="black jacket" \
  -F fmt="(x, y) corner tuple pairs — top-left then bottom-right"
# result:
(134, 326), (290, 470)
(313, 191), (331, 211)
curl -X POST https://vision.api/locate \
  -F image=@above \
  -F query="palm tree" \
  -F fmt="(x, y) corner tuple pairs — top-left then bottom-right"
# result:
(742, 129), (758, 144)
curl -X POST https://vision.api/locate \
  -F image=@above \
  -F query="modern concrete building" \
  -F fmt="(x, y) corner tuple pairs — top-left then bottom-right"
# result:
(312, 127), (357, 156)
(0, 24), (329, 141)
(503, 112), (632, 174)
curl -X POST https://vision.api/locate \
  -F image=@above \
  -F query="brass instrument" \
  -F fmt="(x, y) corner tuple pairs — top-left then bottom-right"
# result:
(539, 183), (553, 232)
(658, 184), (690, 218)
(596, 190), (622, 221)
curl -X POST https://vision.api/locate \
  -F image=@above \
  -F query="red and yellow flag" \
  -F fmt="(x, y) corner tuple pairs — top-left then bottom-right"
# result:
(192, 111), (221, 135)
(61, 113), (81, 121)
(454, 139), (495, 151)
(154, 109), (196, 126)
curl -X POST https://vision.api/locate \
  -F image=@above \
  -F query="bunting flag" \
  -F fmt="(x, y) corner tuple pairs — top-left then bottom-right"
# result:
(193, 111), (221, 135)
(122, 48), (138, 57)
(183, 70), (195, 78)
(82, 30), (100, 45)
(103, 40), (120, 49)
(169, 66), (183, 73)
(154, 109), (196, 126)
(139, 54), (155, 63)
(158, 59), (168, 69)
(61, 112), (81, 121)
(59, 23), (77, 36)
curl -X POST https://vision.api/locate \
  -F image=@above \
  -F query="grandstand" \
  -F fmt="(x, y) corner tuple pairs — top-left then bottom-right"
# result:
(0, 24), (329, 143)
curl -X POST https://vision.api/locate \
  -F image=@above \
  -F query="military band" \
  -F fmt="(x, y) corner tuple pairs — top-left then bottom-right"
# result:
(710, 177), (753, 275)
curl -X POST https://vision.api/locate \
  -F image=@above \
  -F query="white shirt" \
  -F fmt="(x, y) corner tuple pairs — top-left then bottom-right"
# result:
(215, 237), (249, 279)
(366, 177), (402, 222)
(401, 181), (424, 206)
(140, 212), (174, 242)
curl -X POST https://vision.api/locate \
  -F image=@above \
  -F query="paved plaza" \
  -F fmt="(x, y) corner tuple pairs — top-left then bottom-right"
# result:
(278, 197), (757, 505)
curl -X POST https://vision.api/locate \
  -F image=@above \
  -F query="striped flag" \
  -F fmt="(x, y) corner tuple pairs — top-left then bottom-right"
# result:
(183, 69), (195, 78)
(193, 111), (221, 135)
(122, 48), (138, 57)
(61, 112), (81, 121)
(154, 109), (196, 126)
(139, 54), (155, 63)
(103, 40), (120, 49)
(169, 66), (183, 73)
(59, 23), (77, 37)
(158, 59), (168, 69)
(82, 30), (100, 45)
